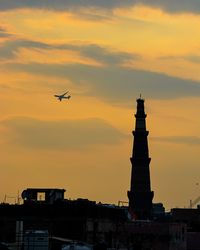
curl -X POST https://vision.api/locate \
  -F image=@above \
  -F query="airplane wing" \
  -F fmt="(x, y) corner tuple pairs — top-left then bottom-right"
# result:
(62, 91), (69, 96)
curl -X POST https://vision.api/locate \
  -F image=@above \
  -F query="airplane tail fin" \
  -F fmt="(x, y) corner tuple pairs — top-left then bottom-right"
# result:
(67, 95), (71, 99)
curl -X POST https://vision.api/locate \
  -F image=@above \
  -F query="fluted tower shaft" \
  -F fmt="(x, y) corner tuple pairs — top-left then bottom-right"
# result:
(127, 98), (154, 220)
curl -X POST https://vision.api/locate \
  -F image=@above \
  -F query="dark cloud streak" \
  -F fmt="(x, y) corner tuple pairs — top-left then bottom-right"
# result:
(152, 136), (200, 146)
(2, 38), (200, 102)
(0, 39), (51, 59)
(1, 117), (126, 150)
(6, 62), (200, 102)
(0, 0), (200, 14)
(0, 0), (131, 11)
(0, 39), (137, 65)
(60, 44), (137, 65)
(0, 26), (12, 38)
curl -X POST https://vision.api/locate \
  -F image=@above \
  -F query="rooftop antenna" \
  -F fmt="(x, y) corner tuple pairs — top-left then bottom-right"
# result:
(139, 93), (142, 99)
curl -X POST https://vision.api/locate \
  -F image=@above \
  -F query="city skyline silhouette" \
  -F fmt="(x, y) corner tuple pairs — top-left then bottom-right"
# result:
(0, 1), (200, 211)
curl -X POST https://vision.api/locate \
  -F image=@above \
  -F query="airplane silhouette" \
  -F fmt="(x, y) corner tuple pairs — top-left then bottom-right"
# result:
(54, 91), (71, 101)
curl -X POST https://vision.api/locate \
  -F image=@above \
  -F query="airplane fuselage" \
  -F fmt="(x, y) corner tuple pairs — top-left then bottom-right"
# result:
(54, 93), (71, 101)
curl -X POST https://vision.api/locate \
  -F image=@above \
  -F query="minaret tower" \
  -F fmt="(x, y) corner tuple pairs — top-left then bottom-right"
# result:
(127, 97), (154, 220)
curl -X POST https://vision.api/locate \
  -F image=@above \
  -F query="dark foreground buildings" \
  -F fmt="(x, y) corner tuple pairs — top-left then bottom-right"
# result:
(0, 97), (199, 250)
(0, 189), (186, 250)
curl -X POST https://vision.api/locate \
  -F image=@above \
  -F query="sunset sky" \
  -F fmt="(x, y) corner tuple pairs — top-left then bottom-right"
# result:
(1, 1), (200, 210)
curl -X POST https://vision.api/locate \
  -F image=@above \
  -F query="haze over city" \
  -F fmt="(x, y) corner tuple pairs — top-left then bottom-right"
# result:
(1, 0), (200, 210)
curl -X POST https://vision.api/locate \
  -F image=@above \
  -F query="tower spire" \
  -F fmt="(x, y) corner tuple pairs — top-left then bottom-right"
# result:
(127, 98), (154, 220)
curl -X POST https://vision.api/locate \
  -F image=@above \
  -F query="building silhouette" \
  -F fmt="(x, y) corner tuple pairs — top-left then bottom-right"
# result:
(128, 97), (154, 220)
